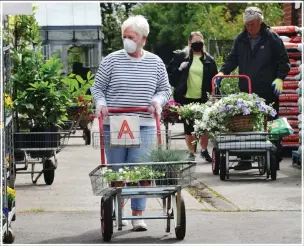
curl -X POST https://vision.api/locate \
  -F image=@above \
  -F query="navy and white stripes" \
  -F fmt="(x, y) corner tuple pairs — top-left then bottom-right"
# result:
(91, 49), (172, 125)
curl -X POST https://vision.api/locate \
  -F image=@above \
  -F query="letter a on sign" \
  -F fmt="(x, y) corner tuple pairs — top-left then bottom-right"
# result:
(118, 120), (135, 139)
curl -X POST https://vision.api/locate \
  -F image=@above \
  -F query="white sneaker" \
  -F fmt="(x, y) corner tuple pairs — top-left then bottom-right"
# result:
(114, 207), (129, 226)
(131, 219), (147, 231)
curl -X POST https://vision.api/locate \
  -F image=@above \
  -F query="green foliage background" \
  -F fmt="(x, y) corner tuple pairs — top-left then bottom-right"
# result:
(100, 2), (283, 57)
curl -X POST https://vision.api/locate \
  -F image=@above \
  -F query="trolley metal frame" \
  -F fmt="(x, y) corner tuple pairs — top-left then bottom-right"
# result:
(89, 107), (197, 242)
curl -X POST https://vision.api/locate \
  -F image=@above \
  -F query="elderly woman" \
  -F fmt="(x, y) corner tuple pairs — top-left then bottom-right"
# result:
(91, 15), (171, 231)
(167, 31), (218, 162)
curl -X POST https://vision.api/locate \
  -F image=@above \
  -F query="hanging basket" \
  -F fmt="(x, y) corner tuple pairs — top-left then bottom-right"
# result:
(227, 115), (255, 132)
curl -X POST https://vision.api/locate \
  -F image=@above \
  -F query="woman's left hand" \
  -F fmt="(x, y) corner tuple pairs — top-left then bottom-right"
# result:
(148, 101), (162, 116)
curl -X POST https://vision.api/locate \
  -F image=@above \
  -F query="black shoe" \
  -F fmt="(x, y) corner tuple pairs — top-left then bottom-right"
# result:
(188, 153), (195, 161)
(234, 161), (252, 170)
(201, 150), (212, 162)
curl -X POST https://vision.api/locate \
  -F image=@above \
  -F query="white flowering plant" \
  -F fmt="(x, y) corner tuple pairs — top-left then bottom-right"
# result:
(103, 166), (165, 183)
(136, 166), (165, 180)
(194, 93), (277, 136)
(124, 166), (142, 183)
(177, 102), (207, 125)
(103, 168), (126, 182)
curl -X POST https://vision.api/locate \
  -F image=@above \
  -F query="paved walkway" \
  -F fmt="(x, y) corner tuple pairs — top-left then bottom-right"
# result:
(13, 120), (302, 244)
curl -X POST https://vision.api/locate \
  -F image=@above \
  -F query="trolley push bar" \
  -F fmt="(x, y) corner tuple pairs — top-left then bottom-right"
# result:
(98, 107), (162, 166)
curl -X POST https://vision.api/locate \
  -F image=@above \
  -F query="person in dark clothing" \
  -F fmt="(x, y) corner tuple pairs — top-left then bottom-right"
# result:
(167, 31), (218, 162)
(216, 7), (290, 170)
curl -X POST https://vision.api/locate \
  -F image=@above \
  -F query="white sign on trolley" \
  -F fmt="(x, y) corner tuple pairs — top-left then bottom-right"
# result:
(109, 116), (141, 148)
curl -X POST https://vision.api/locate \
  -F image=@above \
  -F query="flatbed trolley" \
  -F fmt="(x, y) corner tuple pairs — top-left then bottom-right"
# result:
(14, 131), (68, 185)
(210, 75), (278, 181)
(89, 107), (196, 242)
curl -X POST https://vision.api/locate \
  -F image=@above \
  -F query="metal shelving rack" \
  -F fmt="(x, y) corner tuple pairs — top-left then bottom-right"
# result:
(2, 15), (16, 244)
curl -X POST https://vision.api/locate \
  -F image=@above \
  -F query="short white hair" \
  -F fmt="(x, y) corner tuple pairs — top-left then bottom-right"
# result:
(121, 15), (150, 38)
(243, 7), (264, 23)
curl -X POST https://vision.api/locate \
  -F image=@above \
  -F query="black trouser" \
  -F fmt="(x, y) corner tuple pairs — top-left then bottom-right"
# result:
(181, 97), (202, 135)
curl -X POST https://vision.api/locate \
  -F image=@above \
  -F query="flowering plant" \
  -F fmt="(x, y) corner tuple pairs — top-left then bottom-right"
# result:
(136, 166), (165, 180)
(123, 167), (142, 183)
(4, 93), (13, 116)
(161, 99), (181, 124)
(177, 102), (207, 125)
(7, 187), (16, 201)
(103, 166), (165, 183)
(103, 168), (126, 182)
(194, 93), (277, 136)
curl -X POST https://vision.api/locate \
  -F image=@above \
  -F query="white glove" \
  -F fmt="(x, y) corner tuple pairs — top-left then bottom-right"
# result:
(178, 61), (189, 71)
(95, 105), (108, 119)
(148, 101), (162, 117)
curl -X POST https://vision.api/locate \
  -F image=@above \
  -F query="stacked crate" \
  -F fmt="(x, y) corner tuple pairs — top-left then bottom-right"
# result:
(272, 26), (302, 155)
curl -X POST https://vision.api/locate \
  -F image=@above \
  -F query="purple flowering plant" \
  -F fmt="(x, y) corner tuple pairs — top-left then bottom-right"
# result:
(194, 93), (277, 135)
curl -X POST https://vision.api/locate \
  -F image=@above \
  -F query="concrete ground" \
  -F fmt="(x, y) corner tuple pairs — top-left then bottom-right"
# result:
(12, 121), (303, 244)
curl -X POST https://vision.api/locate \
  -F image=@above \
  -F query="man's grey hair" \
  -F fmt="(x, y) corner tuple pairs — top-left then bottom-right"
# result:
(243, 7), (264, 23)
(121, 15), (150, 38)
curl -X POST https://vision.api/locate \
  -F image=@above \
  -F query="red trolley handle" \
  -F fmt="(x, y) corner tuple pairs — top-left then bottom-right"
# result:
(98, 107), (161, 166)
(211, 75), (252, 97)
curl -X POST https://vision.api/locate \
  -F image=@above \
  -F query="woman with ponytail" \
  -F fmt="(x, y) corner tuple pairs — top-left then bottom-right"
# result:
(167, 31), (218, 161)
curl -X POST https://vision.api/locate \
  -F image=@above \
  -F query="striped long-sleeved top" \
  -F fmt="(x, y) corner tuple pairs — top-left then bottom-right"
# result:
(91, 49), (172, 126)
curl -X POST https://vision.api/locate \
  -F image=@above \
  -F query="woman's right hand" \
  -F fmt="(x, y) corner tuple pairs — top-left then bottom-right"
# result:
(95, 105), (108, 118)
(178, 61), (189, 71)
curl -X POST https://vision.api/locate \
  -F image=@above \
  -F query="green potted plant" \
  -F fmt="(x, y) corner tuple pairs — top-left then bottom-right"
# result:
(103, 168), (126, 187)
(15, 80), (71, 153)
(136, 166), (165, 187)
(139, 147), (189, 186)
(124, 167), (141, 187)
(8, 9), (71, 153)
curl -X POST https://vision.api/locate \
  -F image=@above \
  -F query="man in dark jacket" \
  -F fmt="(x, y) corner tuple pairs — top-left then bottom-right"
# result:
(217, 7), (290, 170)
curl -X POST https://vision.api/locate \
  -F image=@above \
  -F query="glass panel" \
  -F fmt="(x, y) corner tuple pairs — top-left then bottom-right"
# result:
(75, 30), (98, 40)
(48, 30), (74, 41)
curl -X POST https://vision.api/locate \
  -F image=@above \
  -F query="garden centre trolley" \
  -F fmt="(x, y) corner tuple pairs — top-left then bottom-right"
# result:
(63, 100), (93, 145)
(89, 107), (196, 242)
(210, 75), (278, 181)
(14, 131), (68, 185)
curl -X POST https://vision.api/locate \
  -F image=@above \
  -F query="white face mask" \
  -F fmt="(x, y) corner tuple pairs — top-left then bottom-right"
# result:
(123, 38), (137, 53)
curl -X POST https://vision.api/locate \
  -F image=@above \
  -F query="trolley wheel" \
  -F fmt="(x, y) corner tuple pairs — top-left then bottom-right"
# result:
(84, 129), (91, 145)
(101, 196), (113, 242)
(173, 196), (186, 240)
(220, 155), (226, 181)
(270, 154), (277, 180)
(212, 147), (220, 175)
(43, 159), (55, 185)
(3, 227), (15, 244)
